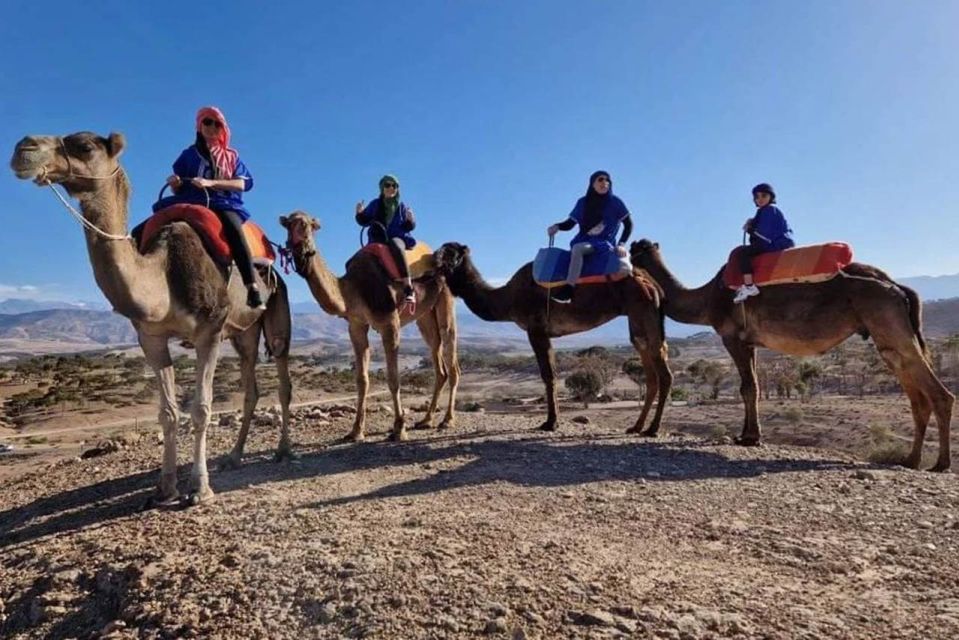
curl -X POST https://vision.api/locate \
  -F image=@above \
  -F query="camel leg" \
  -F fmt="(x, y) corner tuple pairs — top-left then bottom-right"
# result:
(263, 273), (295, 461)
(382, 321), (408, 442)
(528, 329), (558, 431)
(222, 327), (261, 470)
(626, 346), (659, 435)
(346, 322), (371, 442)
(139, 333), (180, 503)
(413, 312), (445, 430)
(723, 336), (762, 446)
(438, 303), (460, 429)
(648, 342), (673, 435)
(187, 333), (221, 505)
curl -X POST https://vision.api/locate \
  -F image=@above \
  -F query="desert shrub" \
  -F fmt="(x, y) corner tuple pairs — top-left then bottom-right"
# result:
(783, 407), (804, 423)
(670, 387), (688, 401)
(565, 370), (603, 408)
(865, 423), (911, 465)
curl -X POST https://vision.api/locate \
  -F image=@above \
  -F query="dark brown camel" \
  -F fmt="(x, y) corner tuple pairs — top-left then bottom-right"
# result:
(10, 132), (295, 505)
(433, 242), (672, 433)
(630, 239), (954, 471)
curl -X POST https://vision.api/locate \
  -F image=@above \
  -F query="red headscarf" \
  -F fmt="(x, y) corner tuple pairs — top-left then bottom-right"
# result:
(195, 106), (238, 179)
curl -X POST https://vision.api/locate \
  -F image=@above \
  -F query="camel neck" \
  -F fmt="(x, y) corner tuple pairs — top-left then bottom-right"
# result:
(77, 176), (165, 319)
(305, 252), (348, 317)
(642, 258), (713, 325)
(452, 258), (513, 322)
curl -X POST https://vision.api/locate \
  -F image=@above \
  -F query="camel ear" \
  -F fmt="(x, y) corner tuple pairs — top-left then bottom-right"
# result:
(105, 132), (125, 157)
(278, 215), (289, 228)
(310, 217), (321, 231)
(654, 242), (660, 250)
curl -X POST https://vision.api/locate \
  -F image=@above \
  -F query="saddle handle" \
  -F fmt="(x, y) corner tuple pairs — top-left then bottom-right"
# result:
(155, 177), (211, 210)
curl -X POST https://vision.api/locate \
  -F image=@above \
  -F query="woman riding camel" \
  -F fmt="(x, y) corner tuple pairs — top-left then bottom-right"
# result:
(734, 182), (795, 303)
(355, 174), (417, 304)
(153, 106), (264, 309)
(547, 170), (633, 303)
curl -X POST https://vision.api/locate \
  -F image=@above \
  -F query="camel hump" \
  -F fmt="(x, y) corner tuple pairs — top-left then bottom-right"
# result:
(723, 242), (853, 289)
(139, 204), (276, 266)
(532, 246), (631, 288)
(353, 242), (434, 280)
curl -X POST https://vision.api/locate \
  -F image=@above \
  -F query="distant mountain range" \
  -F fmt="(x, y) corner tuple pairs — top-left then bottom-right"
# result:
(2, 272), (958, 357)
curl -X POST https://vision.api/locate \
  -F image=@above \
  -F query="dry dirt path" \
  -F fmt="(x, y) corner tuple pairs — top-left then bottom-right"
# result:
(1, 406), (958, 639)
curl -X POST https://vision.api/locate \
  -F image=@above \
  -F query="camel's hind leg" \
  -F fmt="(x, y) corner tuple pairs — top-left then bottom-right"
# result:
(221, 324), (261, 470)
(413, 311), (446, 430)
(188, 331), (222, 505)
(263, 276), (294, 461)
(346, 322), (371, 442)
(528, 328), (558, 431)
(723, 337), (761, 446)
(139, 333), (180, 503)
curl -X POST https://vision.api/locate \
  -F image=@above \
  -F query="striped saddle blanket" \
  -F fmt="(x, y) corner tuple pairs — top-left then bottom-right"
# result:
(354, 241), (435, 280)
(533, 247), (631, 288)
(723, 243), (854, 289)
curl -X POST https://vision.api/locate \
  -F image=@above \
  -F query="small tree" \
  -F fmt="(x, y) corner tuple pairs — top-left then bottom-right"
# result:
(622, 358), (646, 400)
(565, 370), (603, 408)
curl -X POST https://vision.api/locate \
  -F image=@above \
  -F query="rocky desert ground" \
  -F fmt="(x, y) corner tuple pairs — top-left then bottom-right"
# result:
(2, 387), (958, 639)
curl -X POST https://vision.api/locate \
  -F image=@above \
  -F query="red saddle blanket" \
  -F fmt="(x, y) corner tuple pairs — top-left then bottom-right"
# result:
(354, 242), (434, 280)
(723, 243), (853, 289)
(139, 204), (275, 265)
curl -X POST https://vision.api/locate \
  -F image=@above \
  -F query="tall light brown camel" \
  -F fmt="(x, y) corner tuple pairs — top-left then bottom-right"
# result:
(10, 132), (295, 505)
(630, 239), (954, 471)
(433, 242), (672, 433)
(279, 211), (459, 442)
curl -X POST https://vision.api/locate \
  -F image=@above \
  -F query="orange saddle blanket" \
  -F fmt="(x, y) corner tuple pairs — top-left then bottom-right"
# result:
(139, 204), (275, 266)
(723, 243), (853, 289)
(355, 242), (434, 280)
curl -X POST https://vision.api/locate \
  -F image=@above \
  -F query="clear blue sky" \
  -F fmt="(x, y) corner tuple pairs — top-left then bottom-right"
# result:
(3, 0), (958, 306)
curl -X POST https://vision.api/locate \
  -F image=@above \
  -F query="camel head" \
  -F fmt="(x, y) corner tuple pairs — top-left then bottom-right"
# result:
(279, 211), (321, 275)
(433, 242), (470, 275)
(629, 239), (663, 270)
(11, 132), (125, 195)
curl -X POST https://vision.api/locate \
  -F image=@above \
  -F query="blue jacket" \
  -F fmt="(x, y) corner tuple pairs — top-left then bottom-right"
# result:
(748, 204), (794, 251)
(152, 145), (255, 221)
(357, 198), (416, 249)
(569, 194), (630, 252)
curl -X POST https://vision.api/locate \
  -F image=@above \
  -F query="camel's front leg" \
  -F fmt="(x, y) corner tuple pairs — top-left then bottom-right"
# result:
(528, 329), (558, 431)
(272, 352), (294, 461)
(626, 346), (659, 435)
(188, 333), (221, 505)
(140, 334), (180, 504)
(346, 322), (371, 442)
(438, 294), (460, 429)
(413, 313), (444, 430)
(382, 322), (407, 442)
(724, 337), (761, 445)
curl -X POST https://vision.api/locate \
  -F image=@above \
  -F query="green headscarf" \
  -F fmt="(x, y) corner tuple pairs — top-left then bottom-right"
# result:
(378, 174), (400, 226)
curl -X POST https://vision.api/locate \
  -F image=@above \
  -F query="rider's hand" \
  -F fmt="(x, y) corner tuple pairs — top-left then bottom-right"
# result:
(355, 201), (365, 215)
(742, 218), (753, 232)
(166, 175), (182, 188)
(616, 244), (628, 257)
(547, 224), (559, 237)
(191, 177), (214, 189)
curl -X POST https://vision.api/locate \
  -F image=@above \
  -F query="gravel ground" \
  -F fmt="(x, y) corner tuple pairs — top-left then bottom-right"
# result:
(1, 403), (958, 639)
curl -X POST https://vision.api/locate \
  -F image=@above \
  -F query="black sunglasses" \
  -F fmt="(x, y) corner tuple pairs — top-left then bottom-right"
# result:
(201, 118), (223, 129)
(382, 183), (398, 189)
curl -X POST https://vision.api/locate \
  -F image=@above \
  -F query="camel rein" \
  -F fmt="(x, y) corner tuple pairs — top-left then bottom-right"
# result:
(40, 139), (130, 241)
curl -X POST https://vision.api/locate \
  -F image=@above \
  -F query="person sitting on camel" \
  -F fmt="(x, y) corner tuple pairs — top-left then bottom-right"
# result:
(546, 170), (633, 303)
(734, 182), (795, 304)
(355, 174), (418, 304)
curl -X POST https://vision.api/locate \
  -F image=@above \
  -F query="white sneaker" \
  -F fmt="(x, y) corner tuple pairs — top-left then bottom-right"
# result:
(733, 284), (760, 304)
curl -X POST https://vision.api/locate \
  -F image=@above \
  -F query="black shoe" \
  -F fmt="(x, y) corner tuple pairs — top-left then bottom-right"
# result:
(403, 285), (416, 304)
(550, 284), (574, 303)
(247, 287), (266, 310)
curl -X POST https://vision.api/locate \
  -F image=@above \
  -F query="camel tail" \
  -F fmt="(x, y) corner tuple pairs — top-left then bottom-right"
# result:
(901, 284), (928, 357)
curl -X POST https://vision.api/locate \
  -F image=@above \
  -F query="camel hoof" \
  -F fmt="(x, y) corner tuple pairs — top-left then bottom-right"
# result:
(273, 449), (300, 463)
(437, 420), (454, 431)
(219, 455), (242, 471)
(141, 492), (179, 511)
(387, 430), (409, 442)
(537, 421), (557, 432)
(927, 462), (952, 473)
(342, 432), (365, 443)
(625, 426), (641, 434)
(412, 421), (433, 431)
(734, 436), (762, 447)
(182, 489), (216, 507)
(640, 429), (660, 438)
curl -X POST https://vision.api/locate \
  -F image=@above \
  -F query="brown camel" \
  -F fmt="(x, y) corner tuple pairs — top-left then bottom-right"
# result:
(630, 239), (954, 471)
(433, 242), (672, 433)
(10, 132), (295, 505)
(279, 211), (459, 441)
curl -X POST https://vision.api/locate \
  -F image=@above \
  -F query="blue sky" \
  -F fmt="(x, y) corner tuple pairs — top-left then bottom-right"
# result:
(2, 0), (958, 307)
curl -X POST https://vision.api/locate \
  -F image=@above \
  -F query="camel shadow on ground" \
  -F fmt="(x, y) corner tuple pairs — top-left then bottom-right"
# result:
(0, 427), (859, 550)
